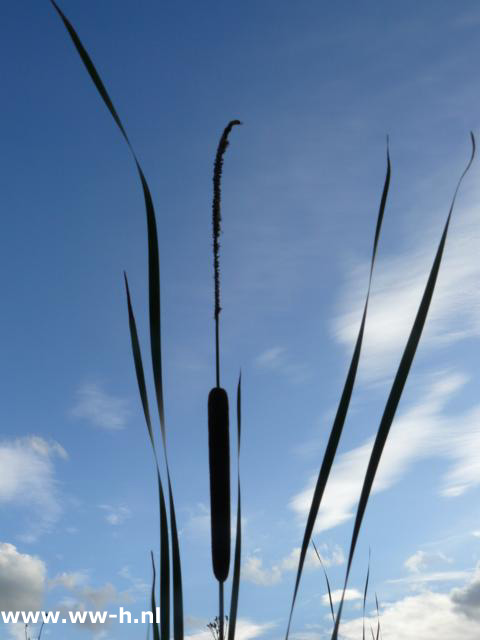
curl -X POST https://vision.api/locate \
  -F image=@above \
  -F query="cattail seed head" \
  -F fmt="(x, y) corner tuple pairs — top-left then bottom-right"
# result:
(208, 386), (231, 583)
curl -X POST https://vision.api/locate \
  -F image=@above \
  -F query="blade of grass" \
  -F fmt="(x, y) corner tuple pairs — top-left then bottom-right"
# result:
(311, 539), (335, 625)
(125, 274), (169, 640)
(151, 552), (161, 640)
(330, 133), (476, 640)
(362, 549), (371, 640)
(286, 139), (391, 640)
(375, 594), (381, 640)
(50, 5), (183, 638)
(228, 373), (243, 640)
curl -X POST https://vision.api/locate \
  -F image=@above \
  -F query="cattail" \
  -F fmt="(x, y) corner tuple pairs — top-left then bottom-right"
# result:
(208, 120), (240, 640)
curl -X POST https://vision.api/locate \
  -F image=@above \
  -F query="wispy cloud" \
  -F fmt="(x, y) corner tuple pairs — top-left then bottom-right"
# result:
(49, 570), (89, 590)
(322, 588), (362, 606)
(71, 383), (130, 430)
(98, 504), (131, 526)
(0, 437), (67, 539)
(181, 502), (211, 538)
(290, 370), (480, 532)
(254, 346), (310, 384)
(53, 577), (134, 633)
(404, 550), (452, 574)
(242, 544), (344, 586)
(333, 203), (480, 383)
(389, 570), (472, 587)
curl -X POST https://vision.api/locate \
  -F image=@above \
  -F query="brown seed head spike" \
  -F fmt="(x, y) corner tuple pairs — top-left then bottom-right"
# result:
(212, 120), (242, 322)
(208, 386), (231, 583)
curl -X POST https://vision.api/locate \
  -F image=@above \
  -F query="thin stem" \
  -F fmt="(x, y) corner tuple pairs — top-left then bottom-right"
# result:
(219, 582), (224, 640)
(215, 317), (220, 388)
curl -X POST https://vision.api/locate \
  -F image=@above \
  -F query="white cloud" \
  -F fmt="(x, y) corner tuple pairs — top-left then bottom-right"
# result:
(340, 583), (480, 640)
(117, 566), (149, 599)
(0, 437), (66, 538)
(242, 555), (282, 586)
(80, 582), (131, 608)
(440, 406), (480, 497)
(242, 544), (344, 586)
(49, 570), (89, 590)
(0, 543), (46, 640)
(71, 383), (130, 430)
(322, 588), (362, 606)
(98, 504), (131, 526)
(254, 346), (310, 384)
(0, 543), (46, 611)
(182, 502), (211, 538)
(333, 203), (480, 382)
(388, 570), (471, 587)
(54, 580), (133, 633)
(290, 370), (480, 532)
(185, 618), (275, 640)
(451, 569), (480, 621)
(404, 550), (452, 573)
(280, 544), (345, 571)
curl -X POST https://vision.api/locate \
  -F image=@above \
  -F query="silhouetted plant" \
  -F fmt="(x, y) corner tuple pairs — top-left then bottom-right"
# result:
(208, 120), (241, 640)
(207, 615), (229, 640)
(50, 5), (476, 640)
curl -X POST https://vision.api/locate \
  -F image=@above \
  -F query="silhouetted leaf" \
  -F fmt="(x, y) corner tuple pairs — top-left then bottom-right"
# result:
(286, 139), (391, 640)
(330, 133), (475, 640)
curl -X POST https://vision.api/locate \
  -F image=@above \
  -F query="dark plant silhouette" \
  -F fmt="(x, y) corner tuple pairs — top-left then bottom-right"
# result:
(50, 5), (476, 640)
(208, 121), (241, 640)
(207, 615), (229, 640)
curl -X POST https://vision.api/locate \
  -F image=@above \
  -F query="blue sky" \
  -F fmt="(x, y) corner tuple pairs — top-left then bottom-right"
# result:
(1, 1), (480, 639)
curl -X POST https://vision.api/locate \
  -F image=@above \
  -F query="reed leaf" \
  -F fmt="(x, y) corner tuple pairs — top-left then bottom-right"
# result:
(285, 139), (391, 640)
(125, 273), (169, 640)
(151, 552), (161, 640)
(375, 593), (381, 640)
(311, 539), (334, 625)
(51, 4), (183, 638)
(228, 373), (243, 640)
(330, 133), (476, 640)
(362, 549), (371, 640)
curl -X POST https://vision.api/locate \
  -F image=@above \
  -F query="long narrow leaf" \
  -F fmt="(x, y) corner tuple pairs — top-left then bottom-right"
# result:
(311, 539), (334, 625)
(151, 552), (161, 640)
(228, 373), (243, 640)
(375, 593), (381, 640)
(51, 5), (183, 638)
(286, 140), (391, 640)
(125, 273), (170, 640)
(362, 549), (371, 640)
(330, 133), (476, 640)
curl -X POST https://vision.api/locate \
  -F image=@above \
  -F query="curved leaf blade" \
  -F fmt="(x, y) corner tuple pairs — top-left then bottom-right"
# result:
(285, 140), (391, 640)
(330, 133), (476, 640)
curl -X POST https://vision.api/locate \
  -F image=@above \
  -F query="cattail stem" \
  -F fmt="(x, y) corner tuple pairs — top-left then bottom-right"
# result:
(219, 583), (224, 640)
(215, 319), (220, 388)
